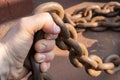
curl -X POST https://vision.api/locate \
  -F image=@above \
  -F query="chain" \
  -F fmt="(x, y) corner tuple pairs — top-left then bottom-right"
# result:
(65, 1), (120, 77)
(25, 1), (120, 80)
(64, 1), (120, 32)
(66, 1), (120, 77)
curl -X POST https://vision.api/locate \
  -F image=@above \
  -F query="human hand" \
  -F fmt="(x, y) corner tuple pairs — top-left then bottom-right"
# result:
(0, 13), (60, 80)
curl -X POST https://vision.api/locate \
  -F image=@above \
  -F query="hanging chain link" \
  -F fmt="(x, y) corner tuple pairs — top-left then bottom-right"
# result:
(25, 1), (120, 80)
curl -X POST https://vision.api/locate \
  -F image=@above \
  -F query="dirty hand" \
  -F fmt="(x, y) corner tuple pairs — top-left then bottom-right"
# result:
(0, 13), (60, 80)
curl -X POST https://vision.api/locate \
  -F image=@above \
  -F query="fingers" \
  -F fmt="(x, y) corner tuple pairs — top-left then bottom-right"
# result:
(19, 13), (60, 73)
(34, 50), (55, 63)
(34, 39), (55, 53)
(34, 51), (54, 72)
(34, 36), (56, 72)
(19, 13), (60, 35)
(44, 34), (58, 40)
(34, 49), (54, 73)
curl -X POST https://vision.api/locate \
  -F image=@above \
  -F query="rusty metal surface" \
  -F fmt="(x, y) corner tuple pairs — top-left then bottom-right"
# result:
(0, 0), (33, 24)
(34, 0), (120, 80)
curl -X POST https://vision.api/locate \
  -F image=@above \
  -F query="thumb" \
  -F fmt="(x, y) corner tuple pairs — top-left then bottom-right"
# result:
(19, 12), (60, 35)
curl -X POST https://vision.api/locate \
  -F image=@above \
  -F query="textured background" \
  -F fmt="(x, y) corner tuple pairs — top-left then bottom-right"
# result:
(0, 0), (33, 23)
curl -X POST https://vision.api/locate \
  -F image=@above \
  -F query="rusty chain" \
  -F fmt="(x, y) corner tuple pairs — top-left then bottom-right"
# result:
(66, 1), (120, 77)
(65, 1), (120, 32)
(24, 1), (120, 80)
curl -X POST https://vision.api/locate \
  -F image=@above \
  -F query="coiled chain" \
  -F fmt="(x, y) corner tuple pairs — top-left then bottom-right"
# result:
(25, 1), (120, 80)
(65, 1), (120, 32)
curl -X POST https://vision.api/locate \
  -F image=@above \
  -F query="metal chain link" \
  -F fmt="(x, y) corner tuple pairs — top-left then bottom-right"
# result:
(25, 1), (120, 80)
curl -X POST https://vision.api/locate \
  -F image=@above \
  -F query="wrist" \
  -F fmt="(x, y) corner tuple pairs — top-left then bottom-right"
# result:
(0, 43), (10, 78)
(0, 44), (29, 79)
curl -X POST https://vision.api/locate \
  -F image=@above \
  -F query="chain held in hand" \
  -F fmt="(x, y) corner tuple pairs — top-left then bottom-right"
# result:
(24, 1), (120, 80)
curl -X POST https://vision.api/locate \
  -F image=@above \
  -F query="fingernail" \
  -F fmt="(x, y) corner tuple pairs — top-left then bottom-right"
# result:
(39, 54), (46, 62)
(35, 54), (46, 63)
(54, 23), (60, 33)
(40, 44), (46, 51)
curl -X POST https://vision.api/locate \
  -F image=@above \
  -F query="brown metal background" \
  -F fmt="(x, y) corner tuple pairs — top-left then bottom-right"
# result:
(0, 0), (33, 24)
(34, 0), (120, 80)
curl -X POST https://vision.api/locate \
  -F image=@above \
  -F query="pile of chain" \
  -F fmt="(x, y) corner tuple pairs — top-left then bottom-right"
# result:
(64, 1), (120, 32)
(26, 1), (120, 80)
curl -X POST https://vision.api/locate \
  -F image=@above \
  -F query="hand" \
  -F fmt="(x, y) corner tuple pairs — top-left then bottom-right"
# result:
(0, 13), (60, 80)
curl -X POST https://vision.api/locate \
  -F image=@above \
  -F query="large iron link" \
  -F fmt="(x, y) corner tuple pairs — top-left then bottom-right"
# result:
(85, 55), (103, 77)
(104, 54), (120, 74)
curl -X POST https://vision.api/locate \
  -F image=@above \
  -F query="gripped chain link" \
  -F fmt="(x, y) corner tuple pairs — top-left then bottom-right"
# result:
(25, 1), (120, 80)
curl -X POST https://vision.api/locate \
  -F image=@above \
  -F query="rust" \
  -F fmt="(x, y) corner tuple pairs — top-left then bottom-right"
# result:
(56, 37), (69, 50)
(103, 2), (120, 10)
(65, 23), (77, 41)
(86, 55), (102, 77)
(0, 0), (33, 24)
(71, 14), (82, 21)
(64, 13), (76, 26)
(69, 43), (88, 68)
(98, 63), (115, 70)
(104, 54), (120, 74)
(69, 52), (83, 68)
(90, 16), (108, 31)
